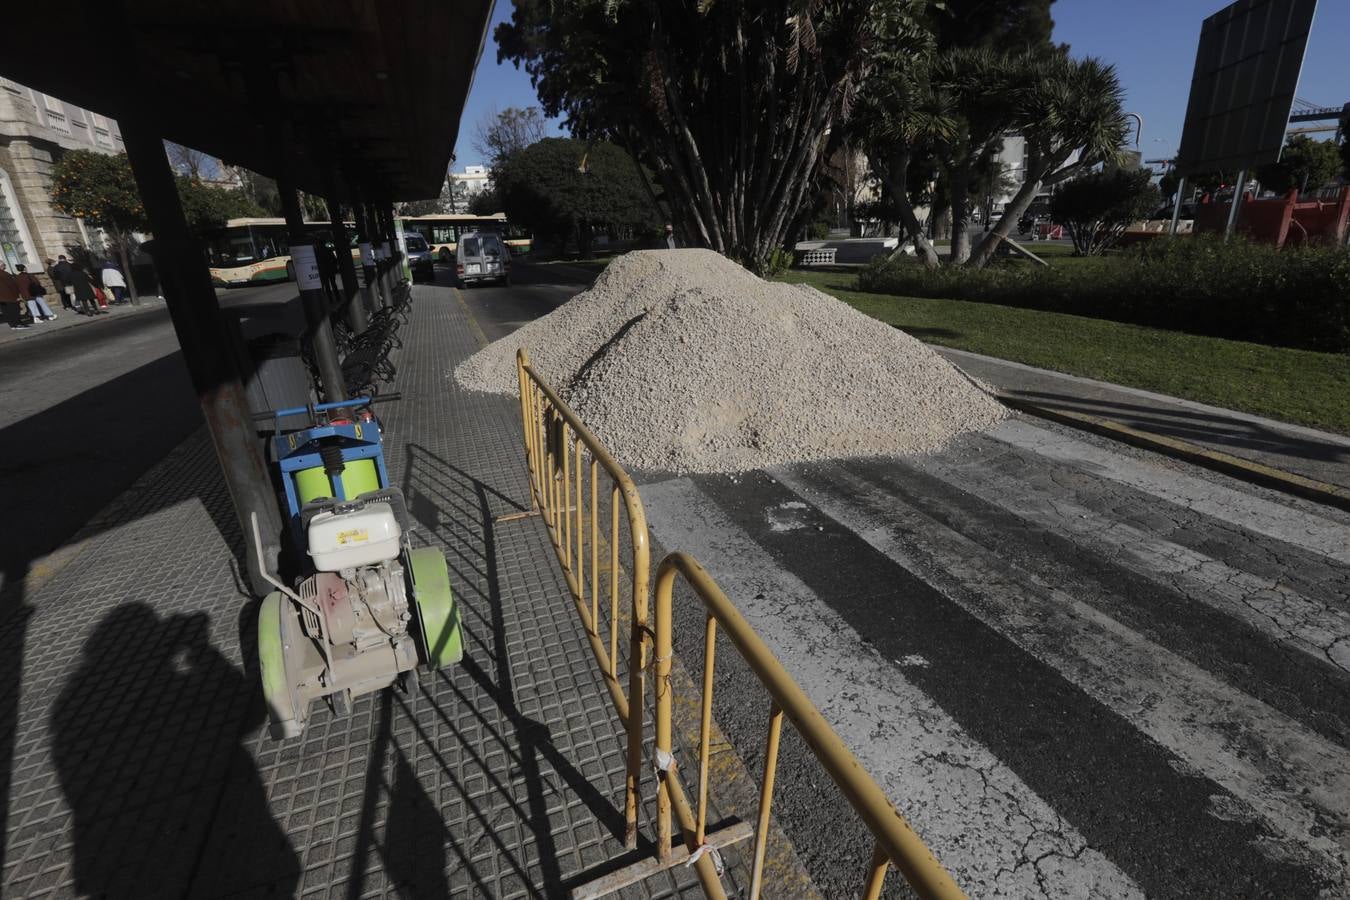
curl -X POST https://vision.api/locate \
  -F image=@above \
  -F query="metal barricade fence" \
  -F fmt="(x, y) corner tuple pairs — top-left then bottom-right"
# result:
(653, 552), (966, 900)
(515, 348), (963, 899)
(516, 348), (650, 849)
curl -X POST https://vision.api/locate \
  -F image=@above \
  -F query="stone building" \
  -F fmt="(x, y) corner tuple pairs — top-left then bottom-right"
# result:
(0, 76), (123, 271)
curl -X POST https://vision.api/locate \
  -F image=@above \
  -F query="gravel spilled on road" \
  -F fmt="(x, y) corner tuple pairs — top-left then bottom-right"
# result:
(453, 249), (1006, 473)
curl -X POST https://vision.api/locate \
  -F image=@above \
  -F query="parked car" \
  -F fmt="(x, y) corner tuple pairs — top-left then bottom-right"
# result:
(455, 231), (510, 287)
(403, 232), (434, 281)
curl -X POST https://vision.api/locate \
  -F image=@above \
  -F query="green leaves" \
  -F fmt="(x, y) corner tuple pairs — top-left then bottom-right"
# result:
(492, 137), (657, 247)
(50, 150), (147, 234)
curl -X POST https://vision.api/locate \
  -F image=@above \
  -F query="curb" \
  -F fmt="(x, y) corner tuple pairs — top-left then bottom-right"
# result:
(999, 395), (1350, 514)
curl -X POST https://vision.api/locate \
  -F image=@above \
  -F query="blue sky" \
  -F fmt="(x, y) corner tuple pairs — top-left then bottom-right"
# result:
(453, 0), (1350, 169)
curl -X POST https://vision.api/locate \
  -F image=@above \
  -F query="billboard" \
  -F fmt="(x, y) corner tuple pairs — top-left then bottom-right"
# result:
(1175, 0), (1317, 176)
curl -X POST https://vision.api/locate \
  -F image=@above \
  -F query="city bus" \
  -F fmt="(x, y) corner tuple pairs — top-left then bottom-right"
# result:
(398, 213), (532, 263)
(203, 218), (361, 287)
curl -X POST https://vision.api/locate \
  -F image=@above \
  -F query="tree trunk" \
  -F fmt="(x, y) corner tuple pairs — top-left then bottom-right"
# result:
(115, 234), (140, 305)
(966, 170), (1044, 269)
(872, 151), (940, 266)
(948, 169), (972, 265)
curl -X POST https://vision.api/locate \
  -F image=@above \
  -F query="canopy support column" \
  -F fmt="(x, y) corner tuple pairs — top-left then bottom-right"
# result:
(120, 117), (282, 597)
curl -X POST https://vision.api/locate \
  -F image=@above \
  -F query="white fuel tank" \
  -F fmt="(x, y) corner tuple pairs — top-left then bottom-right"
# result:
(307, 503), (402, 571)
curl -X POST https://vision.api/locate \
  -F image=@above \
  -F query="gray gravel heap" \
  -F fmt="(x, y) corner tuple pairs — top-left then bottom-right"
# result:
(454, 249), (1006, 473)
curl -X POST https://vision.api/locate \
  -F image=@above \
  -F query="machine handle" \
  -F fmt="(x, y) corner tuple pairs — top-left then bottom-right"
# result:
(255, 392), (402, 422)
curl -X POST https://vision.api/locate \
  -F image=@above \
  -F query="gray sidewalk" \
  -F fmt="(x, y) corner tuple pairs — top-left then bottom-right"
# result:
(0, 281), (724, 898)
(0, 296), (166, 346)
(939, 346), (1350, 491)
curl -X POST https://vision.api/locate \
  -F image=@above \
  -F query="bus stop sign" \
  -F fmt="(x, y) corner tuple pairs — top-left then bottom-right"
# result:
(1175, 0), (1317, 176)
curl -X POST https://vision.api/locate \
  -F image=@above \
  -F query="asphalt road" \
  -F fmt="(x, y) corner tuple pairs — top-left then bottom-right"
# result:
(450, 259), (1350, 898)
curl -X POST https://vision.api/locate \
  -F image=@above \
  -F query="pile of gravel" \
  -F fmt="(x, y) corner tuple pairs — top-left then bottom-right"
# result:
(454, 249), (1005, 473)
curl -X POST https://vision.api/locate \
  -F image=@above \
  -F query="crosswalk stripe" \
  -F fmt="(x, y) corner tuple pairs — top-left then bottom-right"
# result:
(989, 419), (1350, 565)
(771, 463), (1350, 887)
(641, 476), (1144, 899)
(908, 446), (1350, 676)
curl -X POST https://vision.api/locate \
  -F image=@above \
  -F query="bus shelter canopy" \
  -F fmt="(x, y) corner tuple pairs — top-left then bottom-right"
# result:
(2, 1), (493, 201)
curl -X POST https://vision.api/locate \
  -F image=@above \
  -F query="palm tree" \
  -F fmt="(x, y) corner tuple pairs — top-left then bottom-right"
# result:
(966, 55), (1128, 269)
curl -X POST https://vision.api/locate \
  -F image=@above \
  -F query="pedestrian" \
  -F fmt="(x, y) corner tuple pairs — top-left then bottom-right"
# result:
(662, 223), (678, 250)
(15, 264), (56, 322)
(51, 255), (78, 313)
(0, 260), (30, 330)
(66, 263), (104, 316)
(100, 260), (129, 305)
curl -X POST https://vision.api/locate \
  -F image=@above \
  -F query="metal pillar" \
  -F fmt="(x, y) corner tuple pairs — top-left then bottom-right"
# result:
(276, 182), (346, 401)
(360, 200), (388, 309)
(1224, 167), (1248, 240)
(376, 204), (396, 304)
(1168, 175), (1187, 237)
(328, 195), (367, 333)
(351, 196), (380, 314)
(119, 118), (281, 597)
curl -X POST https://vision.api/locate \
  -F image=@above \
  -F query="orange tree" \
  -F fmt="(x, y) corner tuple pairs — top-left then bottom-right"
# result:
(50, 150), (147, 301)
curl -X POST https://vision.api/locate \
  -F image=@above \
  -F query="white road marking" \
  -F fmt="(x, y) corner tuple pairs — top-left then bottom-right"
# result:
(642, 477), (1143, 900)
(909, 448), (1350, 675)
(989, 419), (1350, 564)
(773, 464), (1350, 885)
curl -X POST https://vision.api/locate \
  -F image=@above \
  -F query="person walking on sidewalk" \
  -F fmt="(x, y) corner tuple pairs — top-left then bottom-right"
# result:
(50, 256), (77, 312)
(15, 264), (56, 322)
(99, 260), (129, 304)
(66, 263), (104, 316)
(0, 261), (30, 330)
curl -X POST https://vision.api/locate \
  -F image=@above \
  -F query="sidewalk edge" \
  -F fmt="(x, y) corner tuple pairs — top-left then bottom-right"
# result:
(1000, 396), (1350, 514)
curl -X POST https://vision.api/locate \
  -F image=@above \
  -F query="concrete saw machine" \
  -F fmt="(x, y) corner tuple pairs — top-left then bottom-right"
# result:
(251, 397), (461, 739)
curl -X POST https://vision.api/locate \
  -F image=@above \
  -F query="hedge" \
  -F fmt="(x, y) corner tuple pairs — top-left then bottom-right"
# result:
(856, 237), (1350, 353)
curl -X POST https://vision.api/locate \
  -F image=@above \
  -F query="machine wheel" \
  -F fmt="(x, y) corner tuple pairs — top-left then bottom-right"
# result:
(330, 689), (352, 717)
(408, 546), (463, 669)
(258, 592), (306, 740)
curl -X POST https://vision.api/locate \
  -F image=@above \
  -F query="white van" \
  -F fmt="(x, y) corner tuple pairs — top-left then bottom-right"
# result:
(455, 231), (511, 287)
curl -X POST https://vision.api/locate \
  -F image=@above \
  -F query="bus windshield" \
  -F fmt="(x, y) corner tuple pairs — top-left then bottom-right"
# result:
(206, 224), (286, 268)
(207, 229), (259, 267)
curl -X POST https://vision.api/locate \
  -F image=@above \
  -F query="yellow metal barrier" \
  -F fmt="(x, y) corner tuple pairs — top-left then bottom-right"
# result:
(516, 348), (650, 846)
(518, 349), (745, 898)
(653, 552), (967, 900)
(516, 348), (961, 898)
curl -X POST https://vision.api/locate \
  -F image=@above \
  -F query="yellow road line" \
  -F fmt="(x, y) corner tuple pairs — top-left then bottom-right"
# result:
(452, 286), (490, 349)
(1000, 395), (1350, 513)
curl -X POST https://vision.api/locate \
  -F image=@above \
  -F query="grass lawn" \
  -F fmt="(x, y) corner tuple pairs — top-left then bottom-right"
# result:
(779, 267), (1350, 435)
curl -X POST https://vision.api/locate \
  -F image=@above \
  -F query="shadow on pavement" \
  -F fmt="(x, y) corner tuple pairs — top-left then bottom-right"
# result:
(348, 440), (634, 897)
(0, 351), (244, 884)
(50, 604), (299, 897)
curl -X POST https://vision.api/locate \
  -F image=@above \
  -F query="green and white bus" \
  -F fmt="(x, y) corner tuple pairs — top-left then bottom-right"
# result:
(204, 218), (363, 287)
(398, 213), (532, 263)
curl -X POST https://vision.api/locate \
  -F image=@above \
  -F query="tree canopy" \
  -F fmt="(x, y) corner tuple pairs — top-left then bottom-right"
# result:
(474, 106), (548, 169)
(1256, 134), (1342, 194)
(497, 0), (929, 272)
(493, 138), (656, 253)
(932, 0), (1056, 51)
(1050, 168), (1159, 256)
(51, 150), (148, 236)
(176, 177), (267, 233)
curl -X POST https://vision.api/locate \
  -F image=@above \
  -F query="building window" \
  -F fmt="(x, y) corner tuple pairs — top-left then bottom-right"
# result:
(42, 94), (69, 133)
(0, 168), (38, 269)
(94, 128), (113, 149)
